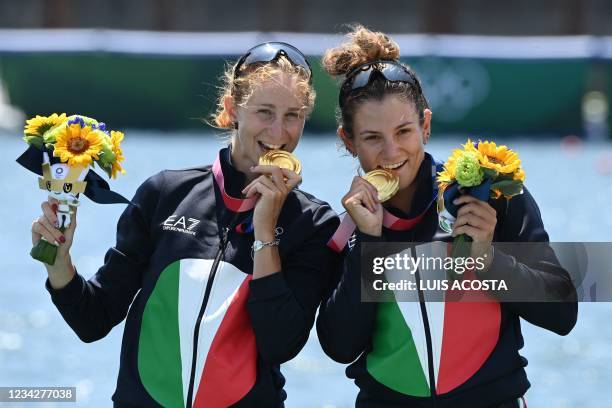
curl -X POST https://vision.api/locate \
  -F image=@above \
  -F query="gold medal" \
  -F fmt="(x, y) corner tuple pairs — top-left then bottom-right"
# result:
(363, 169), (399, 202)
(259, 150), (302, 175)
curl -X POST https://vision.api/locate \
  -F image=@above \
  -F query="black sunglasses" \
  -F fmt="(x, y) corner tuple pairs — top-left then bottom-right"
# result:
(339, 61), (425, 107)
(233, 42), (312, 84)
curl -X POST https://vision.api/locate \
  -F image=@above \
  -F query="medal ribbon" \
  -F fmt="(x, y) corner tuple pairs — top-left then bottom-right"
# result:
(327, 159), (441, 253)
(212, 151), (257, 213)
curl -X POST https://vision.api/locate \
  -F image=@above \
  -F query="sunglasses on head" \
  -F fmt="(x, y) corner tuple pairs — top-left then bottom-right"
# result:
(339, 61), (424, 107)
(233, 42), (312, 84)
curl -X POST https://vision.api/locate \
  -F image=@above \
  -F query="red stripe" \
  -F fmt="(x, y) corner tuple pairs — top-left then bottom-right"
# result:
(193, 277), (257, 407)
(327, 239), (344, 254)
(436, 269), (501, 394)
(212, 153), (257, 212)
(383, 208), (427, 231)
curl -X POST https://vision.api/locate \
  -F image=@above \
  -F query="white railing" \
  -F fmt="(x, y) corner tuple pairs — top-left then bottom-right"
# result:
(0, 29), (611, 59)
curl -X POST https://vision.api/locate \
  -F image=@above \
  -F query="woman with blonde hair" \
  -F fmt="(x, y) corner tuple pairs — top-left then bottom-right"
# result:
(317, 26), (577, 408)
(32, 42), (339, 407)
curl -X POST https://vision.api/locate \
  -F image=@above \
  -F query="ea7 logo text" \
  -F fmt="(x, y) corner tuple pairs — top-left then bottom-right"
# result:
(162, 215), (200, 236)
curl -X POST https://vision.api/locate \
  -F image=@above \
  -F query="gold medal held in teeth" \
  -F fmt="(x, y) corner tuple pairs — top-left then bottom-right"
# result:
(363, 169), (399, 202)
(259, 150), (302, 175)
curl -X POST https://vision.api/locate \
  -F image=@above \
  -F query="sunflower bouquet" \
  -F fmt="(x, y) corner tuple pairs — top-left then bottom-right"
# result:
(437, 139), (525, 269)
(24, 113), (125, 178)
(18, 113), (128, 265)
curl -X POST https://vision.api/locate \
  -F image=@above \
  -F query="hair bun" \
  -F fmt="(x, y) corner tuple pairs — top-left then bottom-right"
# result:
(322, 25), (400, 77)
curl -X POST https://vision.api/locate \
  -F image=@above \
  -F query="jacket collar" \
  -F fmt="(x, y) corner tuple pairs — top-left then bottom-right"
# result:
(212, 147), (257, 212)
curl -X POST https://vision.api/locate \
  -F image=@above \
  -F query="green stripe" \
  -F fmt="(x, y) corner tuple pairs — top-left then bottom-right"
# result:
(367, 302), (430, 397)
(138, 261), (184, 407)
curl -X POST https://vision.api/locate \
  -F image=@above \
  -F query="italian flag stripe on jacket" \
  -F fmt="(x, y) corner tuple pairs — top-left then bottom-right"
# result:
(138, 259), (257, 407)
(366, 243), (501, 396)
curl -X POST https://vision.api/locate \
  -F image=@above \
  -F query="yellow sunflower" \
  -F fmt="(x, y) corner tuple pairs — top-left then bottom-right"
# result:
(462, 138), (480, 154)
(476, 140), (521, 175)
(436, 149), (458, 183)
(110, 130), (126, 178)
(24, 113), (67, 137)
(53, 124), (103, 167)
(513, 167), (526, 182)
(436, 168), (454, 184)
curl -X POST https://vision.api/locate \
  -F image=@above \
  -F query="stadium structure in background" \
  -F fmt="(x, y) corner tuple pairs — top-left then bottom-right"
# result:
(1, 0), (611, 35)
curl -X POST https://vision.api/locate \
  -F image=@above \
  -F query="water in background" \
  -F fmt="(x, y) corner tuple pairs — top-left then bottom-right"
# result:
(2, 132), (612, 407)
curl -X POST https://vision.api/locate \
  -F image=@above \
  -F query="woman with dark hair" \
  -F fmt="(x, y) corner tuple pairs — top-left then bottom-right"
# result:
(31, 42), (339, 407)
(317, 26), (577, 408)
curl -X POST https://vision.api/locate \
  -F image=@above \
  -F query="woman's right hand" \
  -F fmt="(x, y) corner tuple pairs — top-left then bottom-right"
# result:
(31, 197), (77, 288)
(342, 176), (383, 237)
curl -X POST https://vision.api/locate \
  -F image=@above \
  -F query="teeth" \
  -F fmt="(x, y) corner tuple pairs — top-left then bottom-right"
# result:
(381, 160), (407, 170)
(260, 141), (283, 150)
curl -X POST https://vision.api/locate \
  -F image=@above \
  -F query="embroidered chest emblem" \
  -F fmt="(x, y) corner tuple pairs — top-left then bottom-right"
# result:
(162, 214), (200, 236)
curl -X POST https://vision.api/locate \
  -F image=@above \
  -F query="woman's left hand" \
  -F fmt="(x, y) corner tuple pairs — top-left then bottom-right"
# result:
(451, 195), (497, 269)
(242, 165), (301, 240)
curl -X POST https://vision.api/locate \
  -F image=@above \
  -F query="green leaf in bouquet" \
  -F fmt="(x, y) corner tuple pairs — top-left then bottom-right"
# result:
(491, 179), (518, 188)
(101, 164), (113, 178)
(495, 172), (515, 181)
(94, 157), (113, 178)
(491, 179), (523, 196)
(481, 167), (498, 179)
(499, 182), (523, 196)
(97, 142), (116, 167)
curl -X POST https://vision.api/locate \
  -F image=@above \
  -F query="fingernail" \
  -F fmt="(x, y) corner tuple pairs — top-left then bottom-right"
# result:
(249, 166), (255, 170)
(59, 235), (66, 243)
(55, 221), (59, 228)
(52, 204), (58, 212)
(453, 198), (460, 204)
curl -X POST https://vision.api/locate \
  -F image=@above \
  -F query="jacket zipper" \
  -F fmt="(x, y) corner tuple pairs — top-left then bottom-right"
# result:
(412, 246), (438, 405)
(185, 225), (231, 408)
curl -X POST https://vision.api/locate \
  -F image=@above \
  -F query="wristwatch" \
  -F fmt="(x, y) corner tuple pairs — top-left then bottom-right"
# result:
(252, 239), (280, 253)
